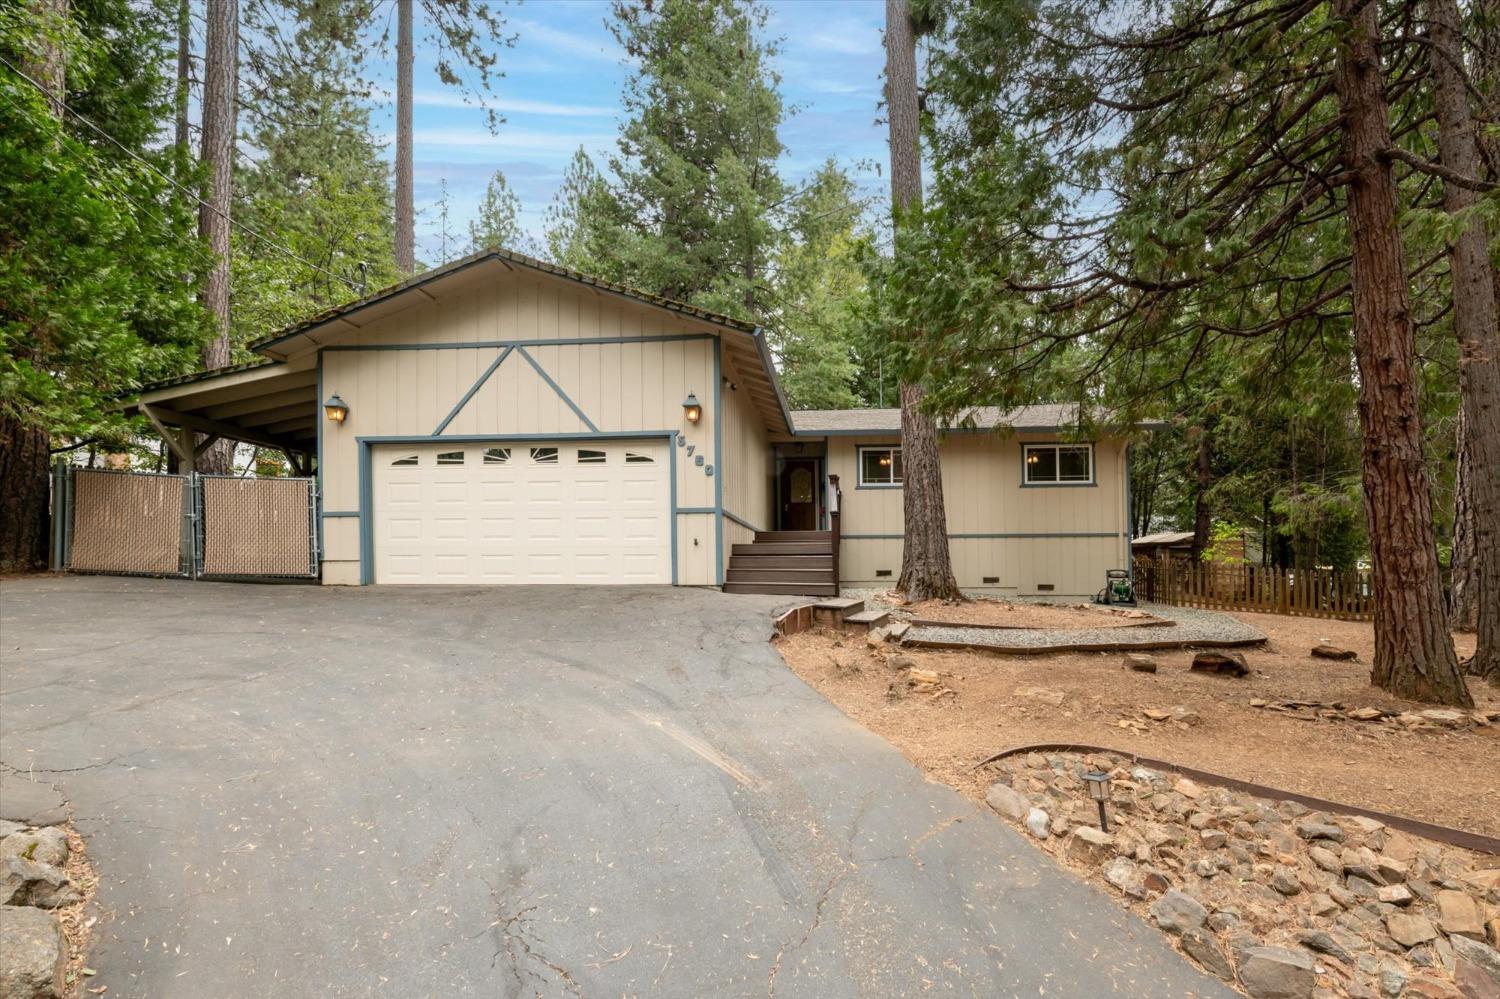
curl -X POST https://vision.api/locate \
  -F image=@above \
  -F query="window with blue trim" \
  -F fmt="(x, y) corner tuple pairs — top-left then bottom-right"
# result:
(1023, 443), (1093, 484)
(858, 446), (902, 487)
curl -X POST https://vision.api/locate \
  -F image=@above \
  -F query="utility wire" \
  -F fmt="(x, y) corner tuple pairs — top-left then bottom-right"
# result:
(1, 53), (359, 292)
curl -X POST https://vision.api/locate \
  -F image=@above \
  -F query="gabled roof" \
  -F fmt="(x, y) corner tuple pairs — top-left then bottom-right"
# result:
(249, 246), (757, 356)
(790, 404), (1088, 435)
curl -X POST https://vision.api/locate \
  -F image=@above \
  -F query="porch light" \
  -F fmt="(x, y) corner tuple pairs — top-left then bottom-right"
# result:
(324, 393), (349, 424)
(682, 392), (702, 425)
(1083, 770), (1113, 832)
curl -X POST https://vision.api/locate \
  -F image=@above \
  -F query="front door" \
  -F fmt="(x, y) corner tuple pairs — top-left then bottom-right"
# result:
(780, 459), (819, 531)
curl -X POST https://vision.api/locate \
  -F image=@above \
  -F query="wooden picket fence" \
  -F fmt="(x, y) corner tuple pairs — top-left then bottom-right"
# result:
(1135, 557), (1375, 621)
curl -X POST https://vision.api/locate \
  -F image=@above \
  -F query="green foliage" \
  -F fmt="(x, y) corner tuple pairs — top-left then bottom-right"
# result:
(1271, 484), (1367, 572)
(545, 0), (787, 318)
(0, 0), (207, 443)
(468, 170), (521, 253)
(1201, 522), (1250, 565)
(544, 2), (879, 408)
(231, 6), (399, 350)
(763, 162), (876, 410)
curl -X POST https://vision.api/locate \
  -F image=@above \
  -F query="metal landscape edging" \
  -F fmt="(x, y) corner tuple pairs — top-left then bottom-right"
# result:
(903, 634), (1265, 655)
(973, 742), (1500, 856)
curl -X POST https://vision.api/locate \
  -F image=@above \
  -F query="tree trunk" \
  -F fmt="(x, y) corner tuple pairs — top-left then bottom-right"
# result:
(1, 0), (69, 573)
(196, 0), (237, 474)
(174, 0), (190, 157)
(1429, 0), (1500, 683)
(1190, 423), (1213, 560)
(1451, 410), (1477, 630)
(886, 0), (960, 602)
(394, 0), (415, 274)
(1333, 0), (1471, 706)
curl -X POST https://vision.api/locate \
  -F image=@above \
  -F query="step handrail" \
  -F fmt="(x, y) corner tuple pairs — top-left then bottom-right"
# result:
(828, 474), (841, 590)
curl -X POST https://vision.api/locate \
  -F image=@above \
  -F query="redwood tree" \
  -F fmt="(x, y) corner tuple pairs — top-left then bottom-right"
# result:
(886, 0), (961, 602)
(1427, 0), (1500, 684)
(197, 0), (238, 473)
(1333, 0), (1468, 705)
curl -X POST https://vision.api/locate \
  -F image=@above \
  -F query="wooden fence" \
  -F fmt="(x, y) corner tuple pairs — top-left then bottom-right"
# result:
(1135, 557), (1374, 621)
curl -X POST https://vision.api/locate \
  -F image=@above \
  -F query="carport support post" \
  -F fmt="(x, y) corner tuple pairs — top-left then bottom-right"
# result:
(49, 458), (66, 570)
(142, 404), (197, 472)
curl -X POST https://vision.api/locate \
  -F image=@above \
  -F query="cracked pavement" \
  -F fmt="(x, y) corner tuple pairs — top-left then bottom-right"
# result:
(0, 576), (1234, 997)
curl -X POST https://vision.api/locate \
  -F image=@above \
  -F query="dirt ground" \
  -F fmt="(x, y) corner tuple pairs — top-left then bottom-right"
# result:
(777, 611), (1500, 838)
(898, 594), (1163, 629)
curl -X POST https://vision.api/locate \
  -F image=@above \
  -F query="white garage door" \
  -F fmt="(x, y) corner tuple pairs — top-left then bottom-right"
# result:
(372, 440), (671, 584)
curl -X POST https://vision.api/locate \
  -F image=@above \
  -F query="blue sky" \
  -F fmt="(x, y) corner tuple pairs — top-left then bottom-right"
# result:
(362, 0), (891, 264)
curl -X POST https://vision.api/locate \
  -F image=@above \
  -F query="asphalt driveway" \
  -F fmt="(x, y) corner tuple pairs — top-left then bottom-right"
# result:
(0, 576), (1233, 998)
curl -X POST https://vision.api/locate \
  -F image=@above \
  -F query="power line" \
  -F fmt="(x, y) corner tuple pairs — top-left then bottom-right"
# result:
(1, 53), (359, 292)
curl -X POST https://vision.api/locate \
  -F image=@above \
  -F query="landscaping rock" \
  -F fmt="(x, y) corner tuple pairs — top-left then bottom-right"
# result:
(1295, 817), (1346, 843)
(1436, 889), (1485, 940)
(0, 905), (64, 999)
(1387, 913), (1440, 949)
(1182, 928), (1234, 980)
(1200, 828), (1228, 850)
(1018, 686), (1067, 706)
(1271, 866), (1304, 896)
(1151, 889), (1209, 935)
(1311, 644), (1358, 661)
(1450, 935), (1500, 999)
(0, 858), (80, 909)
(0, 828), (69, 869)
(1378, 961), (1408, 998)
(0, 777), (66, 828)
(1238, 945), (1318, 999)
(1068, 825), (1115, 863)
(1191, 650), (1250, 677)
(1298, 929), (1354, 964)
(1124, 653), (1159, 673)
(1103, 856), (1147, 899)
(1378, 884), (1414, 907)
(986, 782), (1030, 821)
(1024, 807), (1050, 840)
(0, 820), (23, 839)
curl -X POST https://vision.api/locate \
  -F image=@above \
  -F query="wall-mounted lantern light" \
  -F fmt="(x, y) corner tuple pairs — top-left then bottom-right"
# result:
(682, 392), (702, 425)
(1083, 770), (1113, 832)
(324, 393), (349, 424)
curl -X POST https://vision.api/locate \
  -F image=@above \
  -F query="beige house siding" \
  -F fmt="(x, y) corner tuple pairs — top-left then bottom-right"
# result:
(828, 433), (1130, 596)
(314, 275), (730, 585)
(718, 348), (774, 572)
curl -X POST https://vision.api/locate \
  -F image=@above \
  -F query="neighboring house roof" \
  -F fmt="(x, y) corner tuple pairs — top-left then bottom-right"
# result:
(1132, 531), (1196, 547)
(791, 404), (1089, 435)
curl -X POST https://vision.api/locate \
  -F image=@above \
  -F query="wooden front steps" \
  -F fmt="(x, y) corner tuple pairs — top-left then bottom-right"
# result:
(722, 529), (838, 596)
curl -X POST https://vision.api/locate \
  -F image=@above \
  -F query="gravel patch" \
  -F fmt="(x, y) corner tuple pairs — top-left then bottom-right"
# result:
(840, 590), (1266, 653)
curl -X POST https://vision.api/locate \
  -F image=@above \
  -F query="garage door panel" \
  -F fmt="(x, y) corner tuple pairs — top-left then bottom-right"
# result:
(373, 440), (671, 584)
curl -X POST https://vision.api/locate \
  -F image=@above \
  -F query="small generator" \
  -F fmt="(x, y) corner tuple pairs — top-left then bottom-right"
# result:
(1095, 569), (1137, 606)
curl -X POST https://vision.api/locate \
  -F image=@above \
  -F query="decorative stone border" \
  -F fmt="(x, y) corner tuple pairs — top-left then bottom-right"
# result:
(906, 616), (1176, 632)
(973, 742), (1500, 856)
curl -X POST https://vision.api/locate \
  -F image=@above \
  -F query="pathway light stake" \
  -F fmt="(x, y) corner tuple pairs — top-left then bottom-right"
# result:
(1084, 770), (1112, 832)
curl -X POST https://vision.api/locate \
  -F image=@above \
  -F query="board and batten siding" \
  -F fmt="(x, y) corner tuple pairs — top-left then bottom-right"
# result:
(316, 275), (728, 586)
(829, 433), (1130, 597)
(717, 347), (774, 568)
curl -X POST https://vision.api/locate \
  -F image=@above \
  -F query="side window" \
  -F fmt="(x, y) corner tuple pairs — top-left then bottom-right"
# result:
(530, 447), (559, 464)
(1023, 443), (1094, 484)
(624, 451), (654, 464)
(483, 447), (511, 464)
(577, 449), (607, 464)
(436, 451), (465, 466)
(857, 446), (902, 487)
(390, 454), (419, 467)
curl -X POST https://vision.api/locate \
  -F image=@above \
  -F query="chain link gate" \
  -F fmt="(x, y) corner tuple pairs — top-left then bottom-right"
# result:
(54, 463), (318, 580)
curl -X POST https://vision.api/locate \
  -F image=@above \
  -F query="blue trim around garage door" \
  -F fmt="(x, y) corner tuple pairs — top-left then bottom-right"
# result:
(356, 431), (682, 586)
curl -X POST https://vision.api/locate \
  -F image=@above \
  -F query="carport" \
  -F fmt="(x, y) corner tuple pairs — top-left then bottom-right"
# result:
(53, 359), (322, 581)
(123, 358), (320, 475)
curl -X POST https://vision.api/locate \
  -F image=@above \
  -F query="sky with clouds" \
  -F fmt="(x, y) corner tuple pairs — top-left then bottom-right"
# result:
(362, 0), (891, 265)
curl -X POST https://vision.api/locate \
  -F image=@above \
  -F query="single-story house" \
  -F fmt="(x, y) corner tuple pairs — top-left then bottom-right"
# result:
(123, 249), (1138, 597)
